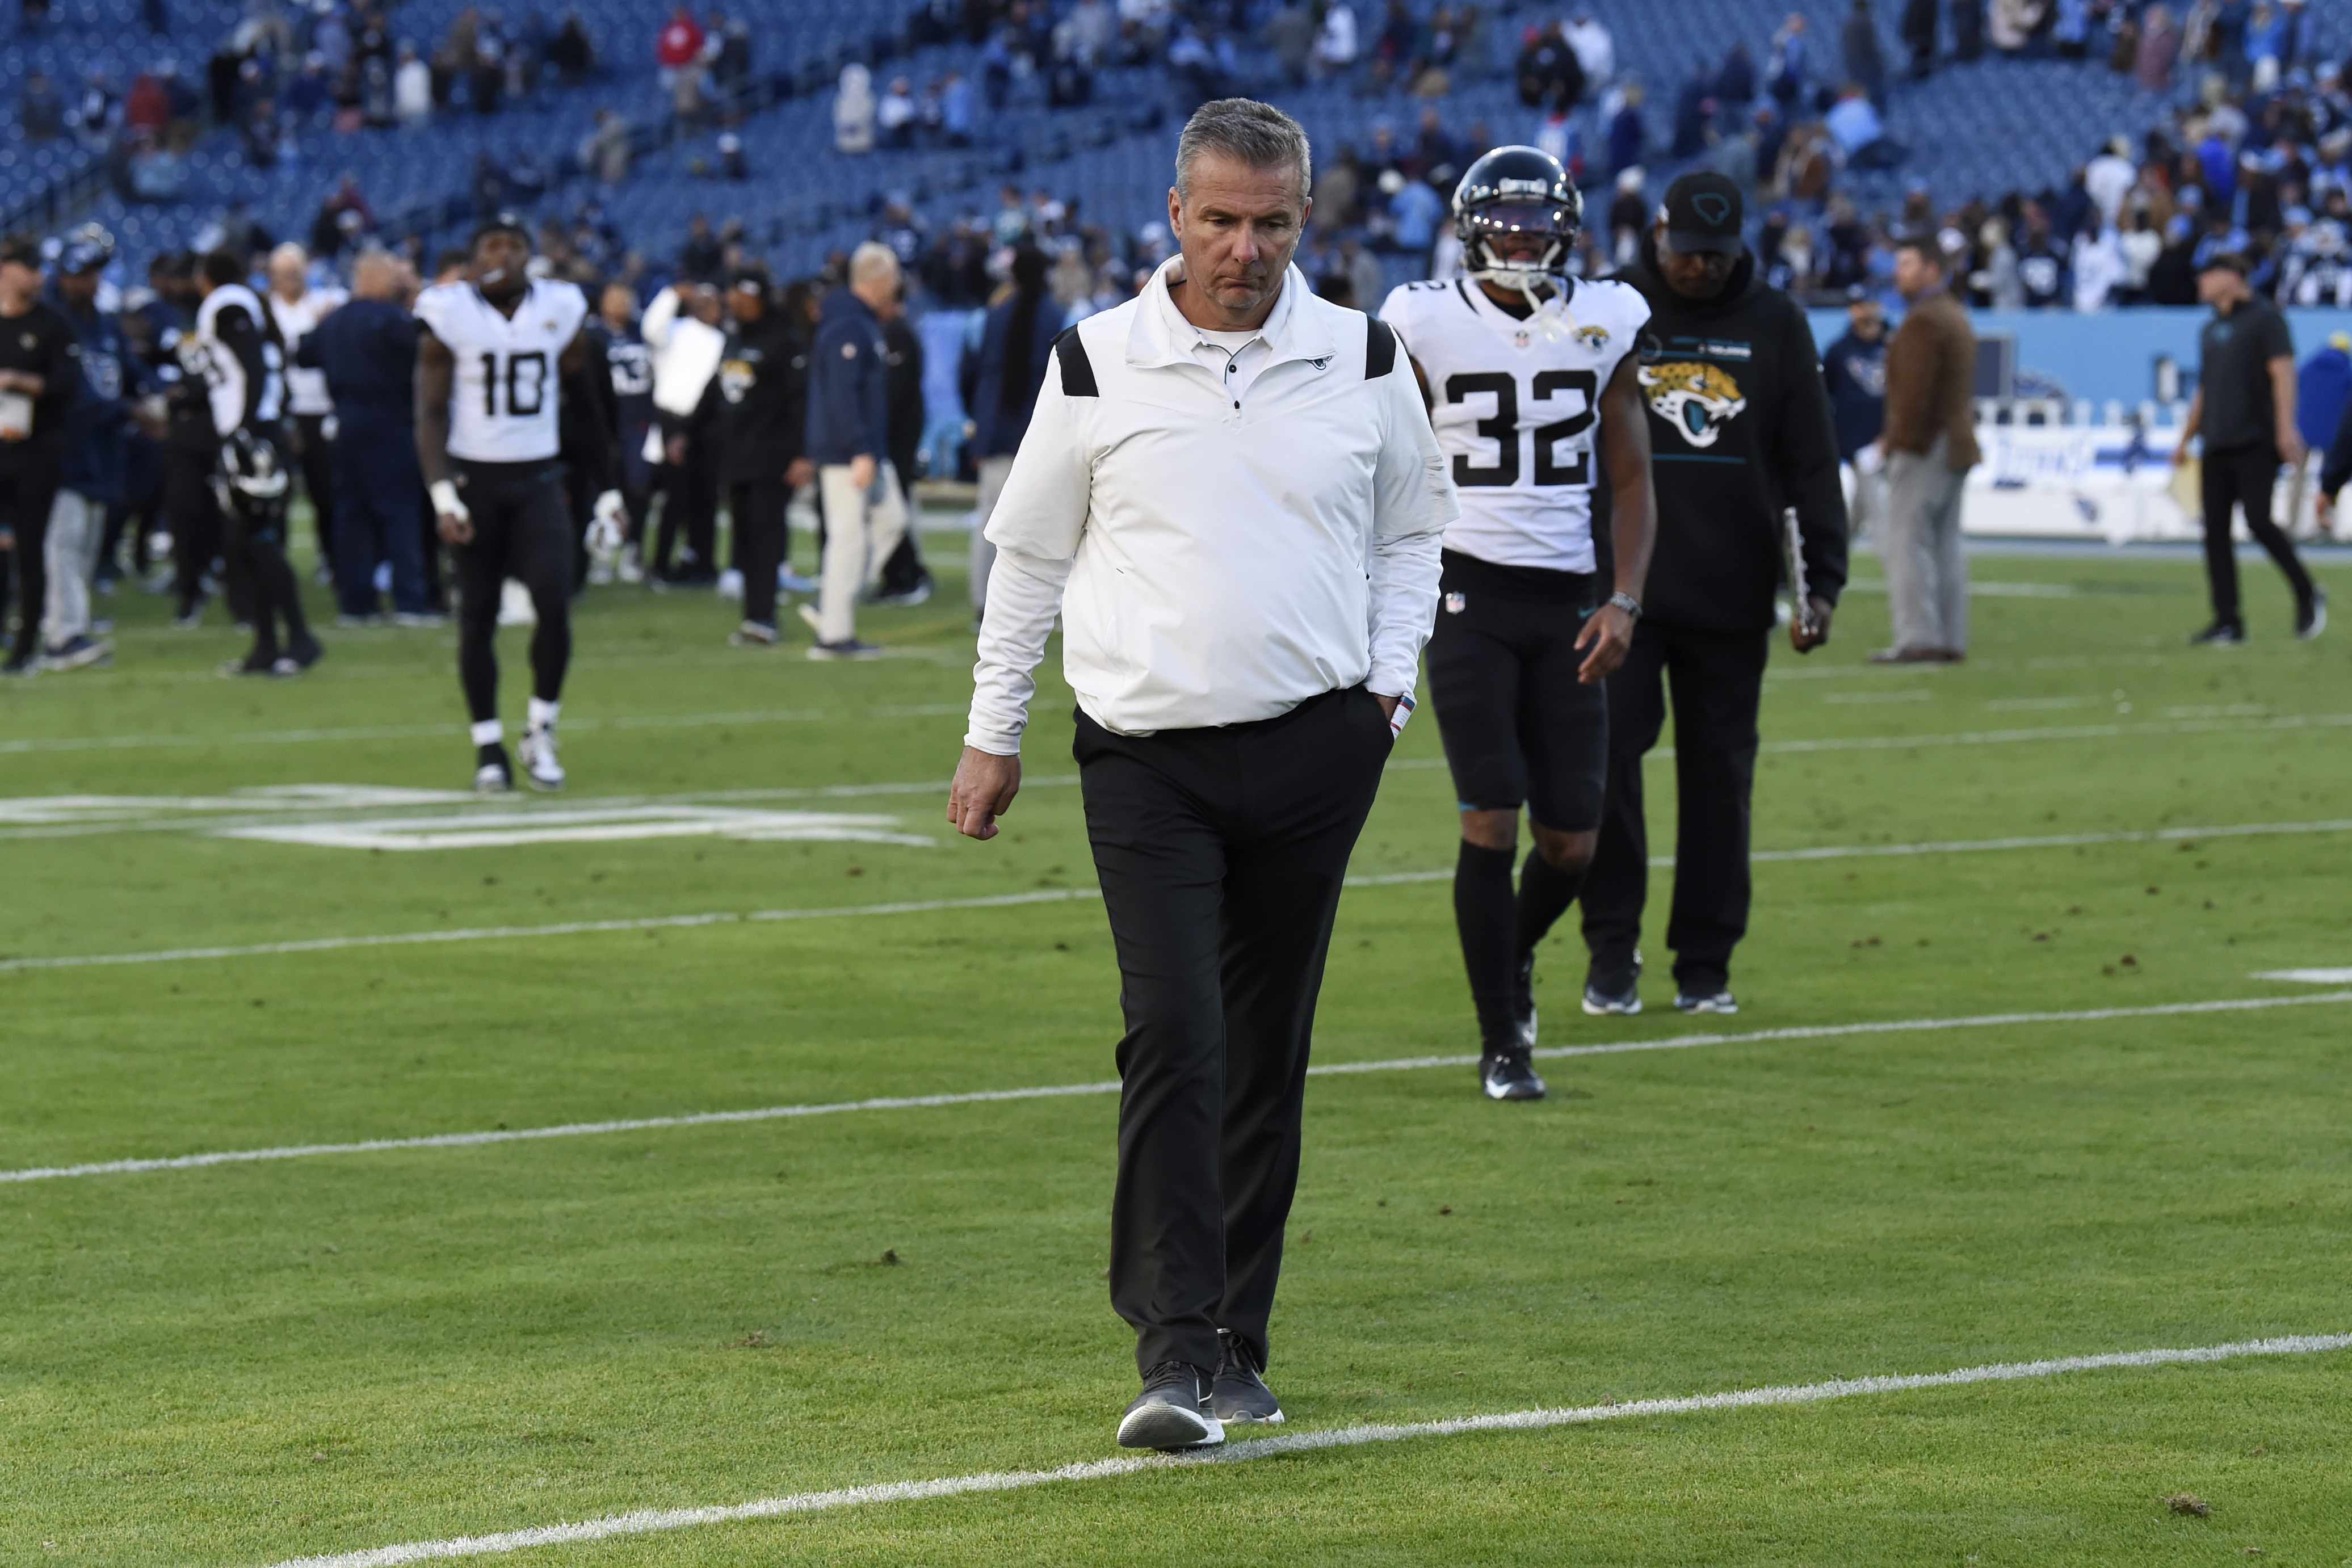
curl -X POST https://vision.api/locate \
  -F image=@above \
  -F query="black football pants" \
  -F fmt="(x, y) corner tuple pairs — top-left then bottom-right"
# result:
(1076, 685), (1393, 1379)
(1580, 620), (1771, 994)
(2199, 442), (2316, 629)
(450, 459), (573, 722)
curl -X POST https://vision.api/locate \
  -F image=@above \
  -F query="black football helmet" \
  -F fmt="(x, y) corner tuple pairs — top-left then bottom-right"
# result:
(216, 428), (291, 532)
(1452, 145), (1582, 287)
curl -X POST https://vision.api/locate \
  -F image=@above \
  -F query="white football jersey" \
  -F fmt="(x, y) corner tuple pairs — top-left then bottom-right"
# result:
(415, 278), (590, 463)
(1381, 275), (1649, 574)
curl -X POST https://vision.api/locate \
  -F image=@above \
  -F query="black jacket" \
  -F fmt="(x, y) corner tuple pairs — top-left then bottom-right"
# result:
(1616, 236), (1848, 634)
(716, 311), (809, 485)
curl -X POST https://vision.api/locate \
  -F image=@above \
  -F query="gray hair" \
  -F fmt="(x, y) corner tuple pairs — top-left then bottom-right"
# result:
(849, 241), (901, 286)
(1174, 98), (1312, 203)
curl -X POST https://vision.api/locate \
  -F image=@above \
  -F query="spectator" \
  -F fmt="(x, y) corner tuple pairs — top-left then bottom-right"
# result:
(2017, 217), (2065, 308)
(1565, 10), (1614, 87)
(2071, 212), (2127, 309)
(1670, 65), (1712, 158)
(1718, 41), (1758, 104)
(394, 44), (431, 124)
(1516, 20), (1585, 112)
(716, 131), (746, 180)
(581, 107), (631, 183)
(1901, 0), (1938, 78)
(2086, 135), (2137, 225)
(1826, 83), (1903, 168)
(1768, 12), (1808, 104)
(549, 11), (594, 84)
(1843, 0), (1888, 108)
(1607, 82), (1645, 176)
(679, 213), (724, 283)
(877, 75), (916, 148)
(1311, 1), (1356, 79)
(124, 70), (169, 136)
(834, 63), (876, 154)
(2136, 5), (2182, 90)
(1385, 169), (1445, 258)
(2119, 209), (2165, 301)
(1952, 0), (1985, 58)
(22, 71), (64, 140)
(657, 4), (704, 79)
(940, 70), (974, 146)
(1265, 0), (1313, 84)
(2053, 0), (2093, 58)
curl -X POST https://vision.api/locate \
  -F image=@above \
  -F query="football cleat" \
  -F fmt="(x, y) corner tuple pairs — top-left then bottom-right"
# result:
(474, 745), (515, 793)
(2187, 621), (2245, 646)
(2298, 588), (2327, 640)
(518, 725), (565, 791)
(1511, 949), (1537, 1050)
(1480, 1046), (1548, 1101)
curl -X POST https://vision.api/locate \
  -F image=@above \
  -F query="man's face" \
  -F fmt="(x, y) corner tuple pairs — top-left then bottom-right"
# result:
(687, 285), (723, 326)
(1892, 246), (1938, 299)
(600, 284), (635, 326)
(0, 260), (42, 301)
(2196, 266), (2242, 306)
(1654, 222), (1736, 300)
(731, 284), (765, 322)
(473, 230), (531, 299)
(57, 268), (99, 309)
(269, 257), (304, 296)
(1167, 152), (1309, 321)
(1849, 299), (1883, 337)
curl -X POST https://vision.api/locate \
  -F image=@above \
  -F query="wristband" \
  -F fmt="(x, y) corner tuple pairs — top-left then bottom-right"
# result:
(429, 479), (468, 521)
(1606, 590), (1643, 620)
(1385, 692), (1414, 739)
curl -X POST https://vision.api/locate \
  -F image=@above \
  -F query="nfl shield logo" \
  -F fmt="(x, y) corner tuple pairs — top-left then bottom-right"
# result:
(1444, 591), (1467, 614)
(1513, 329), (1531, 349)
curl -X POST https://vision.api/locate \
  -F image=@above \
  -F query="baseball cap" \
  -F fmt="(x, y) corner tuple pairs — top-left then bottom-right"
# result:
(730, 263), (772, 294)
(1661, 171), (1744, 254)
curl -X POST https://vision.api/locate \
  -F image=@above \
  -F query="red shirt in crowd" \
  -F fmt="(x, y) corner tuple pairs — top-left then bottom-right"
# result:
(657, 7), (704, 68)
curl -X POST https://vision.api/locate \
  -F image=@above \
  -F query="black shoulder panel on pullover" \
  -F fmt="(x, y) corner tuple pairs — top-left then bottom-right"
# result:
(1052, 325), (1098, 397)
(1365, 316), (1397, 379)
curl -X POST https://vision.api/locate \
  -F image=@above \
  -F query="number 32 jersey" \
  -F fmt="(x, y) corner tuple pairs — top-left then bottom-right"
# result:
(414, 278), (590, 464)
(1381, 276), (1648, 574)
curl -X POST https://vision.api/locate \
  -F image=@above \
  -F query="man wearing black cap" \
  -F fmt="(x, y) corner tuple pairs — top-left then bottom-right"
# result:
(44, 225), (156, 672)
(713, 264), (814, 645)
(1579, 169), (1847, 1017)
(0, 233), (81, 676)
(2173, 251), (2325, 643)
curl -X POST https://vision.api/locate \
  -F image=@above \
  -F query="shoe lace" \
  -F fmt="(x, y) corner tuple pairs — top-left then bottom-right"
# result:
(1141, 1359), (1204, 1392)
(1214, 1332), (1262, 1380)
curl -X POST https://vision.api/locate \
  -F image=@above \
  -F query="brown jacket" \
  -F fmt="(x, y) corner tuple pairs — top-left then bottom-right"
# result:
(1884, 288), (1980, 469)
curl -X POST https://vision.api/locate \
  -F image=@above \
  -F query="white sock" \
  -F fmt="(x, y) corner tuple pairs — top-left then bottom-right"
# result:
(470, 718), (503, 747)
(527, 696), (560, 732)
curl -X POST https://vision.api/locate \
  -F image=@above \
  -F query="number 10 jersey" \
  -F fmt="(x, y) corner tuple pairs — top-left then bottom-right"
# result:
(414, 278), (590, 464)
(1380, 276), (1648, 574)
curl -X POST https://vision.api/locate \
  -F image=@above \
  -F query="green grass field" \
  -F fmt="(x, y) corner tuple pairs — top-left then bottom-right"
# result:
(4, 526), (2350, 1566)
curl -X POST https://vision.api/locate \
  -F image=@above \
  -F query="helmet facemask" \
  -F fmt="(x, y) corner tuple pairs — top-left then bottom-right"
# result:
(1463, 199), (1581, 336)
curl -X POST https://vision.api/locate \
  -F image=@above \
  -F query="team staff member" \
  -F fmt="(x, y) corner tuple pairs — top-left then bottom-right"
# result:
(713, 263), (813, 645)
(951, 99), (1452, 1452)
(963, 244), (1060, 622)
(1872, 237), (1980, 663)
(45, 226), (155, 672)
(263, 243), (347, 606)
(1381, 145), (1655, 1103)
(0, 234), (79, 676)
(2174, 253), (2325, 643)
(804, 243), (910, 660)
(1580, 172), (1846, 1016)
(298, 249), (435, 623)
(1820, 283), (1887, 540)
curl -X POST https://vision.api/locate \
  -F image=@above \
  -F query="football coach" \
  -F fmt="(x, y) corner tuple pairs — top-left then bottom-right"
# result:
(949, 98), (1455, 1453)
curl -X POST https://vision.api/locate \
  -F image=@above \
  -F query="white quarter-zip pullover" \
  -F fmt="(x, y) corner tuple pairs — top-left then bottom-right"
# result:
(965, 258), (1456, 755)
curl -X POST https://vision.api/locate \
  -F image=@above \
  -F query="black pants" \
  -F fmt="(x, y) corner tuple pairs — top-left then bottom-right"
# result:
(333, 417), (432, 616)
(2200, 442), (2316, 629)
(652, 418), (717, 579)
(731, 477), (788, 627)
(0, 448), (59, 660)
(451, 459), (573, 722)
(293, 413), (337, 583)
(1581, 620), (1771, 993)
(1076, 685), (1393, 1377)
(221, 427), (315, 662)
(166, 443), (229, 617)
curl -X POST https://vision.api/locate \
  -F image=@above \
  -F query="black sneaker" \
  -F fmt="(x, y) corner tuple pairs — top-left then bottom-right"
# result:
(2188, 621), (2245, 646)
(1674, 987), (1738, 1015)
(1212, 1331), (1284, 1426)
(1582, 949), (1643, 1016)
(474, 743), (515, 793)
(287, 637), (325, 671)
(1117, 1361), (1222, 1450)
(1, 651), (39, 678)
(1480, 1044), (1548, 1100)
(218, 651), (296, 678)
(2298, 588), (2328, 641)
(1511, 949), (1537, 1050)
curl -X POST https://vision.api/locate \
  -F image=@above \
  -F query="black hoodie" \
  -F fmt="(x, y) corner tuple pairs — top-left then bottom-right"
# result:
(1614, 235), (1849, 635)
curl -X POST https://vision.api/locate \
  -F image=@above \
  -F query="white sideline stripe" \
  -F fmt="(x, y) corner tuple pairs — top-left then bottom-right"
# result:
(9, 814), (2342, 977)
(2255, 968), (2352, 984)
(9, 991), (2347, 1186)
(255, 1332), (2352, 1568)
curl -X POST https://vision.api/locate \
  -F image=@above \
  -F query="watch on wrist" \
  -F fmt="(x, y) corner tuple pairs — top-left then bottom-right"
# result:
(1606, 590), (1643, 620)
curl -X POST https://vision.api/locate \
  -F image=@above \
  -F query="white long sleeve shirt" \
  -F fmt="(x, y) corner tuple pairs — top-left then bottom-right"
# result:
(641, 285), (725, 419)
(965, 258), (1455, 756)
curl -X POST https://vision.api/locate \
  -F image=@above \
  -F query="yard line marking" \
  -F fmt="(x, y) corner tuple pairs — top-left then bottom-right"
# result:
(9, 991), (2347, 1186)
(6, 817), (2349, 974)
(220, 806), (935, 852)
(253, 1332), (2352, 1568)
(2255, 968), (2352, 983)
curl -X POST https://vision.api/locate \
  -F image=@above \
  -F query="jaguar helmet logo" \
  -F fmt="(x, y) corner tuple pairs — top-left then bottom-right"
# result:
(1639, 360), (1748, 448)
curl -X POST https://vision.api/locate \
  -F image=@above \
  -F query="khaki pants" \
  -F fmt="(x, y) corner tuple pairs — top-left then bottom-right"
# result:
(43, 487), (104, 645)
(816, 462), (909, 645)
(970, 453), (1014, 613)
(1883, 436), (1971, 654)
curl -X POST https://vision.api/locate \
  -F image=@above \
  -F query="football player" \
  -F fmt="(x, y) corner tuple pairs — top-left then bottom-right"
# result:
(415, 215), (625, 792)
(1381, 147), (1656, 1102)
